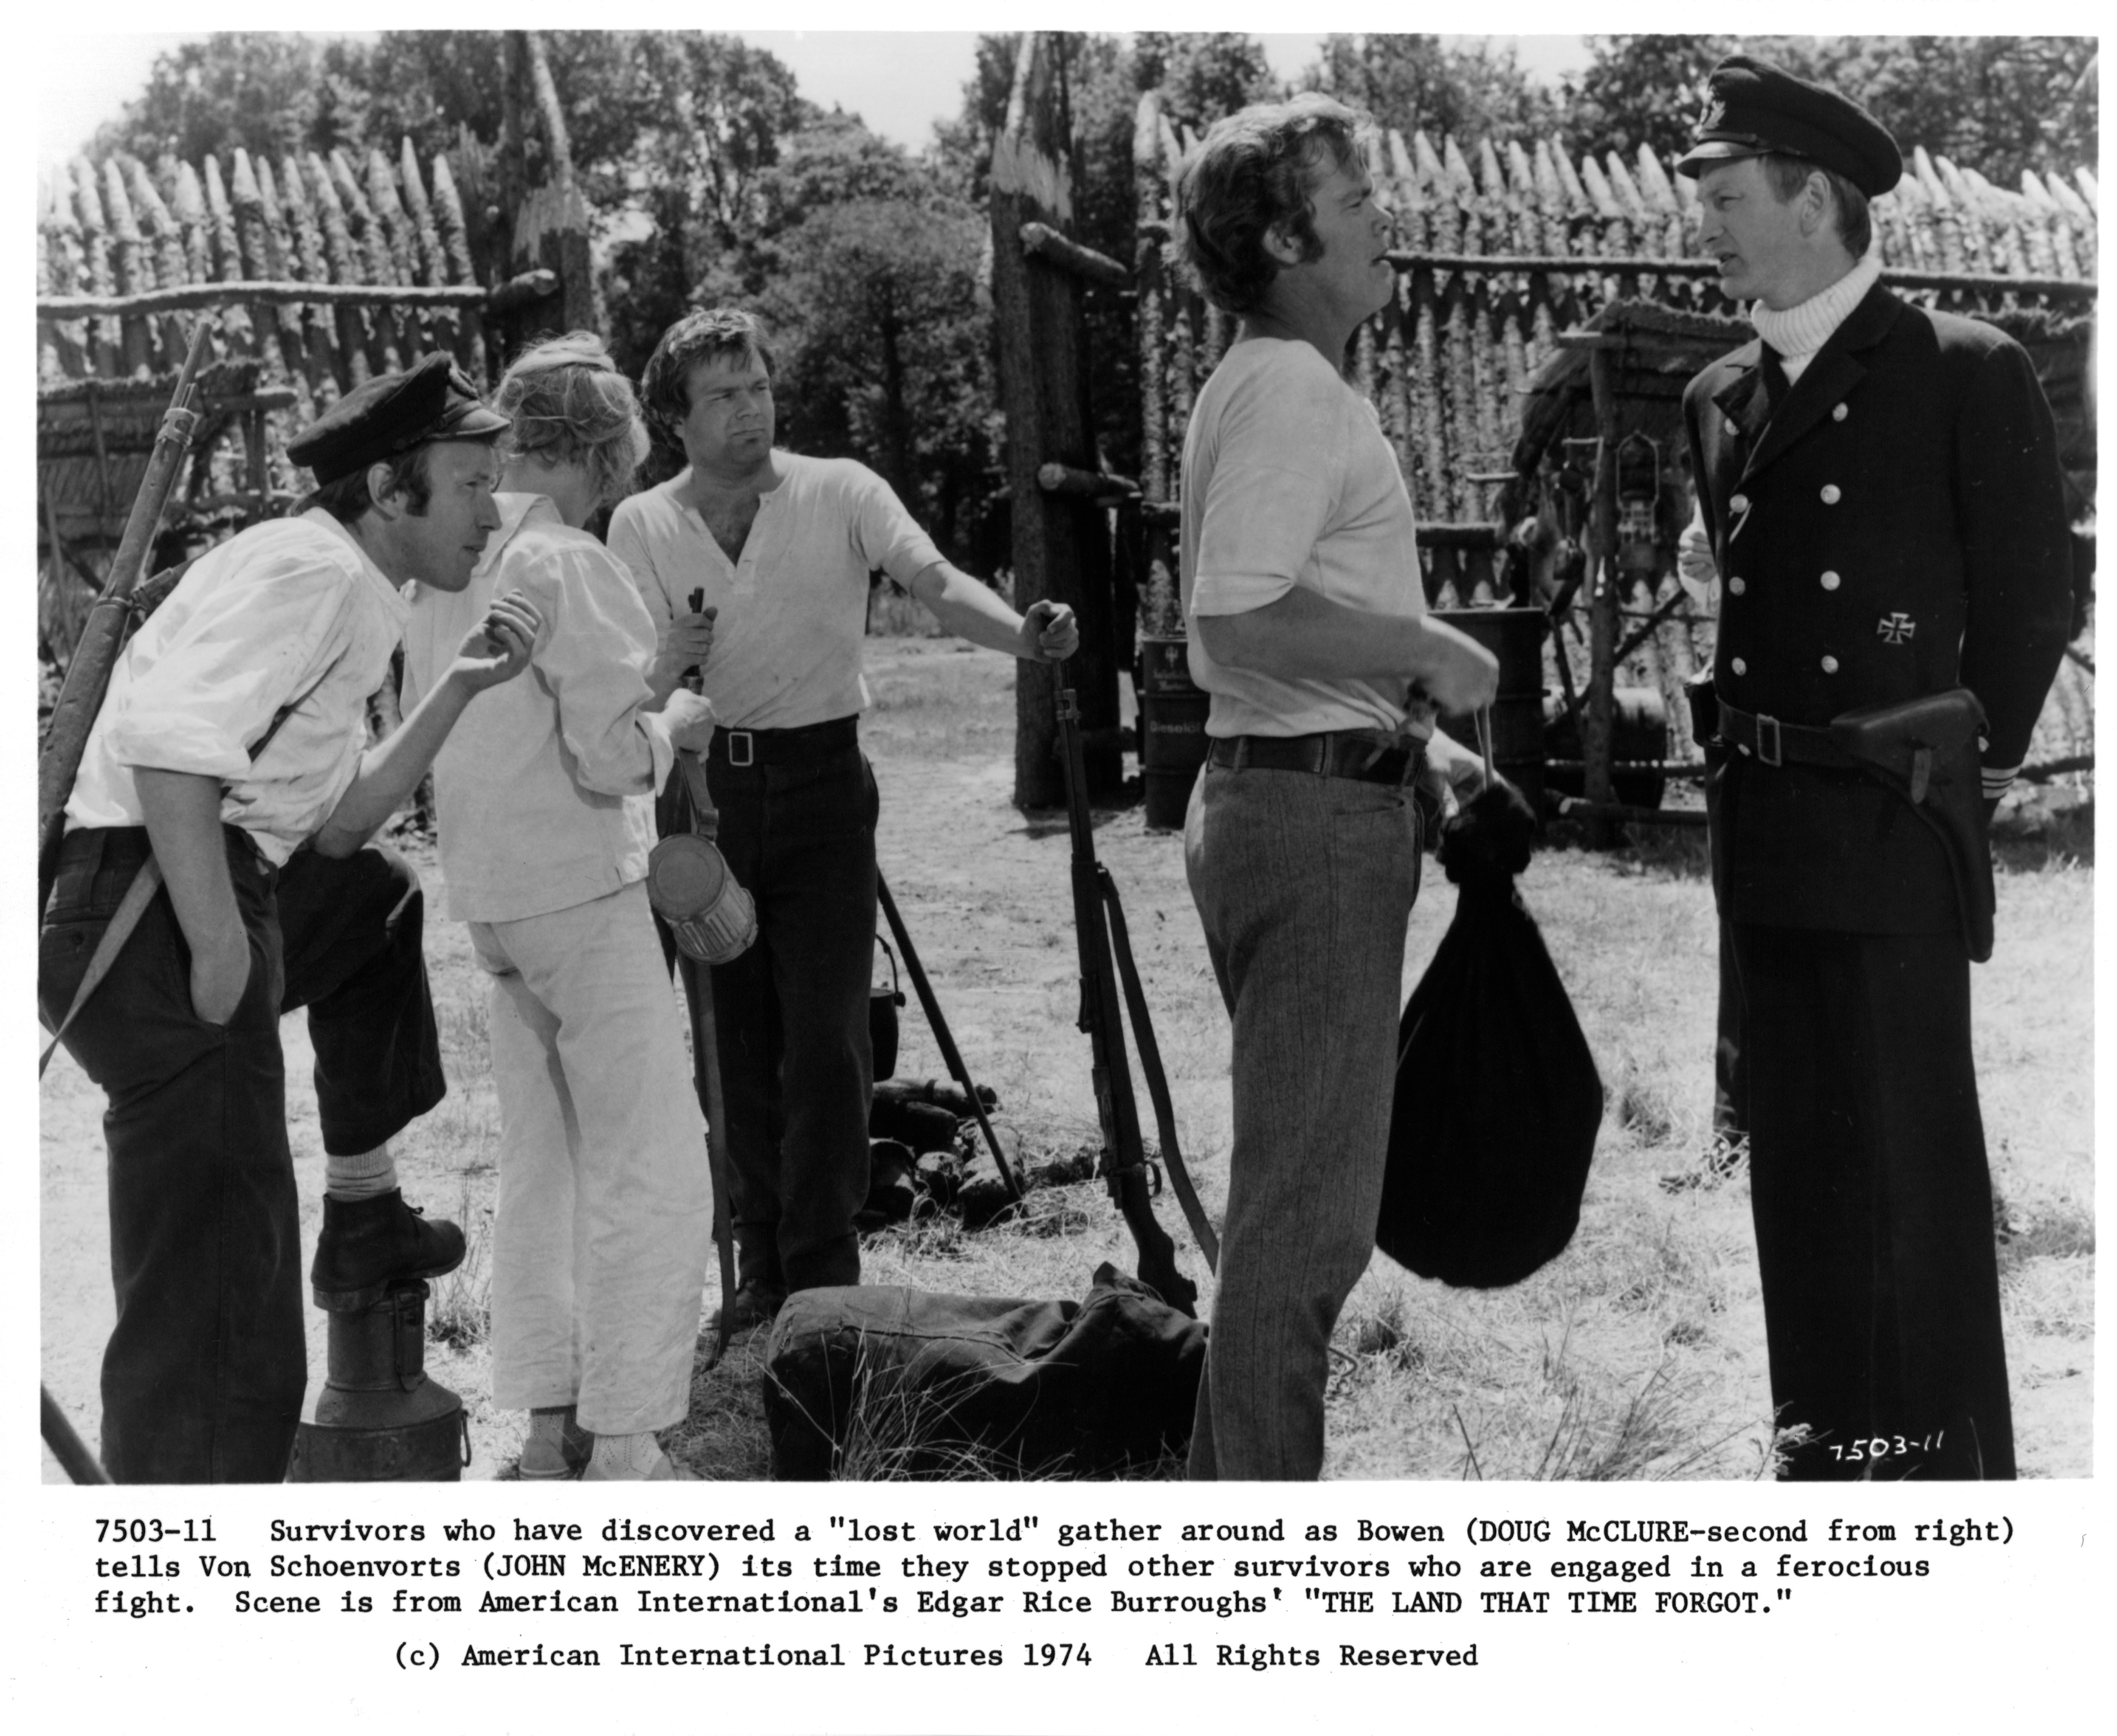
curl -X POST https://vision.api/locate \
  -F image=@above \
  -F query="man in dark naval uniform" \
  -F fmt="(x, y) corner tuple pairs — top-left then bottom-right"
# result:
(1677, 56), (2073, 1480)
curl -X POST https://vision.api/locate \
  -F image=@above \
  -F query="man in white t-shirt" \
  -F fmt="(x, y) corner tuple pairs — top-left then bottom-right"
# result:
(1176, 97), (1499, 1479)
(607, 309), (1078, 1323)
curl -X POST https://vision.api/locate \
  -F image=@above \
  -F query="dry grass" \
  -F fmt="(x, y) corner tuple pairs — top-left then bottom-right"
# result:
(426, 1181), (494, 1351)
(392, 633), (2091, 1481)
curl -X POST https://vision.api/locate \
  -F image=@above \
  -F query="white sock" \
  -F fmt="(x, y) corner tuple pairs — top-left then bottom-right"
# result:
(327, 1144), (398, 1204)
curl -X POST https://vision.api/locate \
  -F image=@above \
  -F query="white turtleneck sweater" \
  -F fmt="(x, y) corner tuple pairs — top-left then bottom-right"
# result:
(1748, 252), (1883, 383)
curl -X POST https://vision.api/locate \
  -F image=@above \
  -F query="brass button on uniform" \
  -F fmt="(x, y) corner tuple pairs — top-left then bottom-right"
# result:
(1729, 577), (1747, 595)
(1725, 417), (1741, 438)
(1731, 656), (1748, 676)
(1821, 484), (1842, 504)
(1832, 403), (1849, 421)
(1731, 492), (1750, 513)
(1820, 571), (1842, 591)
(1821, 655), (1840, 673)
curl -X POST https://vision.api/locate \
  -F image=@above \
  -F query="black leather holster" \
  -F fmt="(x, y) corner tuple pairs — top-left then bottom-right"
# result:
(1826, 689), (1996, 962)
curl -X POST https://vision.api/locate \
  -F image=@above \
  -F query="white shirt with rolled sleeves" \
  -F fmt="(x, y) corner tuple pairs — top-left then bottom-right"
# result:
(1181, 338), (1432, 740)
(606, 453), (943, 730)
(63, 508), (408, 866)
(401, 493), (676, 923)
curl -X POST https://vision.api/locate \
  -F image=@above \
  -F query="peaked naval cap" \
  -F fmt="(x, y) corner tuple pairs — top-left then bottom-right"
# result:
(1676, 54), (1902, 197)
(288, 352), (510, 486)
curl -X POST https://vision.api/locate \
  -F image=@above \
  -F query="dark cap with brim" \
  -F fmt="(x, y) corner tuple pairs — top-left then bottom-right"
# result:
(1676, 54), (1901, 197)
(288, 351), (509, 486)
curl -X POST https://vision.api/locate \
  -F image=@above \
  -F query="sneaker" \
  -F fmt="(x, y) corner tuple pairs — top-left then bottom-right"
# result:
(581, 1432), (697, 1481)
(311, 1189), (467, 1312)
(582, 1449), (696, 1482)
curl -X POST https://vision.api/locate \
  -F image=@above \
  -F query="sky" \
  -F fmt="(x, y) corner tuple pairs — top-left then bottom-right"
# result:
(32, 28), (1593, 168)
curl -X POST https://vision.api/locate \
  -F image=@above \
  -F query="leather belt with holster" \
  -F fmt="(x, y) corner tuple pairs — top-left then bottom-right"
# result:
(1697, 680), (1996, 962)
(1207, 729), (1425, 787)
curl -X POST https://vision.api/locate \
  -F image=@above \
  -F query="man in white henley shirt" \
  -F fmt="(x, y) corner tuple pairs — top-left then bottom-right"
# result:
(609, 308), (1077, 1322)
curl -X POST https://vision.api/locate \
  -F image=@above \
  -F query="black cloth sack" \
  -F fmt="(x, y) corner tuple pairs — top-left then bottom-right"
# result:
(761, 1263), (1204, 1479)
(1377, 785), (1602, 1287)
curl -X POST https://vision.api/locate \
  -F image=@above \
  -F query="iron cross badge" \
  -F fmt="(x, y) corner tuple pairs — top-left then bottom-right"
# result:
(1877, 612), (1916, 645)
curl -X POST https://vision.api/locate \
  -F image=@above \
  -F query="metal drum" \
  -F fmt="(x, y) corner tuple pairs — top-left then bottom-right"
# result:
(1431, 607), (1549, 814)
(1137, 634), (1210, 831)
(646, 832), (757, 965)
(288, 1281), (468, 1482)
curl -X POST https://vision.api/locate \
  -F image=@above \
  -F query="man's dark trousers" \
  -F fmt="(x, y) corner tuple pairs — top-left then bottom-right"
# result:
(1729, 921), (2014, 1481)
(40, 829), (444, 1483)
(697, 721), (877, 1297)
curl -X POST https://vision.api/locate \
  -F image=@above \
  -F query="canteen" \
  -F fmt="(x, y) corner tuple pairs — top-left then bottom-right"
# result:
(647, 753), (757, 966)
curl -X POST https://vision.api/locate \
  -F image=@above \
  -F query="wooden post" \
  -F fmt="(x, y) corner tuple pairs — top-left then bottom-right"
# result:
(102, 160), (153, 379)
(202, 156), (261, 365)
(428, 154), (489, 388)
(72, 160), (122, 378)
(276, 153), (346, 403)
(1583, 348), (1620, 847)
(526, 32), (597, 333)
(1131, 93), (1168, 508)
(990, 31), (1120, 809)
(308, 152), (378, 386)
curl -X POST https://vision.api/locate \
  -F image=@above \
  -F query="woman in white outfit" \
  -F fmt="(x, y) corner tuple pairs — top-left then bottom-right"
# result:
(403, 334), (719, 1481)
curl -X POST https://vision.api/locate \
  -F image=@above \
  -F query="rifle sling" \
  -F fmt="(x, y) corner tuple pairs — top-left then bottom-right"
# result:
(38, 857), (164, 1080)
(1098, 867), (1220, 1273)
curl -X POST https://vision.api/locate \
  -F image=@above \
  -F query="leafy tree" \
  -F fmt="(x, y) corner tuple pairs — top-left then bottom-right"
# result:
(1301, 34), (1561, 144)
(1132, 31), (1280, 135)
(1562, 35), (2098, 185)
(89, 33), (363, 163)
(753, 190), (1001, 563)
(1559, 34), (1726, 165)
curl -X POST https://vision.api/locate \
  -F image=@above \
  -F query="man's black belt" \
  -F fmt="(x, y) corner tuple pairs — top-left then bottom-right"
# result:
(710, 715), (859, 769)
(1714, 700), (1856, 770)
(1206, 730), (1423, 786)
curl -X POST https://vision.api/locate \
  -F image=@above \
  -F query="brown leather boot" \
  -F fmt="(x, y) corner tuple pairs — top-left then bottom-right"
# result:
(310, 1189), (467, 1311)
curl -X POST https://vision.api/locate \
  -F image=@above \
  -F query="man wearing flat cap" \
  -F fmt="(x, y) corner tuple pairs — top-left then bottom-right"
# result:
(41, 352), (542, 1481)
(1677, 56), (2073, 1479)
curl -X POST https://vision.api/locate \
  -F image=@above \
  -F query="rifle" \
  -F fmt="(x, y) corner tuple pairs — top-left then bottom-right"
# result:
(1055, 685), (1217, 1318)
(38, 320), (214, 917)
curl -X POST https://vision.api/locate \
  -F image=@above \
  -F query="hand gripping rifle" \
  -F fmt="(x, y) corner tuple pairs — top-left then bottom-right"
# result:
(38, 320), (214, 918)
(1055, 684), (1218, 1318)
